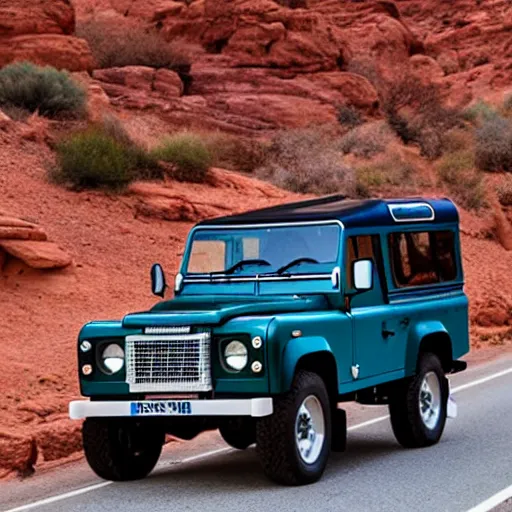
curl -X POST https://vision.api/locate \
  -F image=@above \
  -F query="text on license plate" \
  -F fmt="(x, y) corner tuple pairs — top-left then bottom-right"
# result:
(130, 401), (192, 416)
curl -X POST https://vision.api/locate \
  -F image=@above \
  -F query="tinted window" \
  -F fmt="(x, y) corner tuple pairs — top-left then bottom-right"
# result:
(346, 235), (377, 289)
(389, 230), (457, 287)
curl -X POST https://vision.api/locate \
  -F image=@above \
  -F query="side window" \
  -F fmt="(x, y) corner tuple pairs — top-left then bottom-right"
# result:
(389, 230), (457, 287)
(346, 235), (377, 289)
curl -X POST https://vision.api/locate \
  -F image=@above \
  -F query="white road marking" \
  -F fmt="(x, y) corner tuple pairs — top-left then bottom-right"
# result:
(4, 365), (512, 512)
(465, 484), (512, 512)
(450, 367), (512, 394)
(3, 482), (112, 512)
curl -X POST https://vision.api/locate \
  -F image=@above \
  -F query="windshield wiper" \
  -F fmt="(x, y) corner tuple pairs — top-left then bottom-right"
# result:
(275, 257), (319, 275)
(211, 259), (272, 276)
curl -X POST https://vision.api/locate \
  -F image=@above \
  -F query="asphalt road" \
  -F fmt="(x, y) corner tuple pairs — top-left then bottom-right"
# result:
(2, 355), (512, 512)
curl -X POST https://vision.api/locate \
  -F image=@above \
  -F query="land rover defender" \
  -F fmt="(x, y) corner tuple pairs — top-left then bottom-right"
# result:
(70, 195), (469, 485)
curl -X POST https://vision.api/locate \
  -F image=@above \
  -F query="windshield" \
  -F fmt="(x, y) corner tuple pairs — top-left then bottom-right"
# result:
(185, 224), (340, 276)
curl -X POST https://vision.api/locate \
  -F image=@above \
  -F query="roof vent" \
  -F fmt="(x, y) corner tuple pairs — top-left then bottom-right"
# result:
(388, 202), (435, 222)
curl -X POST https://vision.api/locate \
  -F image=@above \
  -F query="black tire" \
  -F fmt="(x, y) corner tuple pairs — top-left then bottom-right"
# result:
(256, 370), (332, 486)
(83, 418), (164, 481)
(389, 352), (448, 448)
(219, 419), (256, 450)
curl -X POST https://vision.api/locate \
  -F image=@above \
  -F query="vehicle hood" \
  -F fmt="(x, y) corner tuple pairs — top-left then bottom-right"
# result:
(122, 295), (329, 328)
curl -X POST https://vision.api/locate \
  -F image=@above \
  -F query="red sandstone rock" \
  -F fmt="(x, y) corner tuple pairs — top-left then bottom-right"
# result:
(0, 240), (72, 269)
(0, 226), (47, 241)
(35, 420), (82, 462)
(0, 34), (94, 72)
(0, 430), (37, 475)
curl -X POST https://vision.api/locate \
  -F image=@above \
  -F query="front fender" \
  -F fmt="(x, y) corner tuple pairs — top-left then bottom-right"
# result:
(405, 320), (450, 375)
(280, 336), (333, 392)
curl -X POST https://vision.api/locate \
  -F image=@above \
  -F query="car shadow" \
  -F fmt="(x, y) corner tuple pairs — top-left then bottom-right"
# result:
(143, 433), (401, 491)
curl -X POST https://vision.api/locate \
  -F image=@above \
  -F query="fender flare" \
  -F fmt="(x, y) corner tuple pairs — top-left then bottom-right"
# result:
(405, 320), (452, 375)
(280, 336), (336, 392)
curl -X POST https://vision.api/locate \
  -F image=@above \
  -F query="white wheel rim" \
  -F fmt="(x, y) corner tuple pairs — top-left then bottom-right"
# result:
(295, 395), (325, 464)
(419, 371), (442, 430)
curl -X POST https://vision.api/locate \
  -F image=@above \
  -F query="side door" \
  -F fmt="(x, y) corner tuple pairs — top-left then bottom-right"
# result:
(347, 235), (409, 380)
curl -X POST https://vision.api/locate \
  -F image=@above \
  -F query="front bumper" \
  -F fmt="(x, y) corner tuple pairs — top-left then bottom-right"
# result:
(69, 398), (273, 420)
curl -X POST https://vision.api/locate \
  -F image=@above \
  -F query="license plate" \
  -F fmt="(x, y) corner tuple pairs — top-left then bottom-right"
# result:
(130, 401), (192, 416)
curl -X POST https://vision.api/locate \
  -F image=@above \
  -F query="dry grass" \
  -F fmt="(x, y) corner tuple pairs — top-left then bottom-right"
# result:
(355, 153), (418, 190)
(340, 121), (394, 158)
(437, 151), (487, 210)
(475, 117), (512, 172)
(76, 17), (192, 71)
(202, 133), (267, 172)
(255, 128), (356, 196)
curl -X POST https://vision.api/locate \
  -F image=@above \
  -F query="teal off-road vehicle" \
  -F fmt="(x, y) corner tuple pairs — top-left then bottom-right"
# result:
(70, 195), (469, 485)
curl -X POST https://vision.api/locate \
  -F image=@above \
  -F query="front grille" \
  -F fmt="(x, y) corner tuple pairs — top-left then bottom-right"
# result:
(125, 332), (212, 392)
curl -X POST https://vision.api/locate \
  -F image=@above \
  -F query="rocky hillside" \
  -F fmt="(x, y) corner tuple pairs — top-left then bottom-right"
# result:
(1, 0), (512, 478)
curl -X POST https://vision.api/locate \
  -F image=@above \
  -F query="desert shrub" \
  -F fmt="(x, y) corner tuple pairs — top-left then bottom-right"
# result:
(152, 133), (212, 183)
(383, 75), (462, 158)
(255, 129), (355, 195)
(53, 130), (137, 189)
(76, 18), (191, 71)
(503, 94), (512, 115)
(441, 128), (473, 153)
(475, 117), (512, 171)
(463, 99), (498, 124)
(340, 121), (393, 158)
(437, 151), (486, 210)
(497, 179), (512, 206)
(0, 62), (85, 118)
(497, 177), (512, 206)
(98, 113), (161, 179)
(203, 133), (267, 172)
(337, 105), (363, 129)
(355, 154), (417, 189)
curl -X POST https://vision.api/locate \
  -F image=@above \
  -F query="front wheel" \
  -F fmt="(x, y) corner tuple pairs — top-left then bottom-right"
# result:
(256, 370), (332, 485)
(83, 418), (164, 481)
(389, 352), (448, 448)
(219, 418), (256, 450)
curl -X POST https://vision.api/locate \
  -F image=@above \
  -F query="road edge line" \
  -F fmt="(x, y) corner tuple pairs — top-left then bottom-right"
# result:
(465, 484), (512, 512)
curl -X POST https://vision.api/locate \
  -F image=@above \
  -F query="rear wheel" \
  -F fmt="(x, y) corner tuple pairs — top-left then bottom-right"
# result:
(256, 370), (331, 485)
(83, 418), (164, 481)
(389, 353), (448, 448)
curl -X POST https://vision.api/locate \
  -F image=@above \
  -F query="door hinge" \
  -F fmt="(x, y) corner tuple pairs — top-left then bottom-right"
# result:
(351, 364), (360, 379)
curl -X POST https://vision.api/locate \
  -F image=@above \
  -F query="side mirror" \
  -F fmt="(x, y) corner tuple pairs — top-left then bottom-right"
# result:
(151, 263), (167, 298)
(353, 259), (373, 291)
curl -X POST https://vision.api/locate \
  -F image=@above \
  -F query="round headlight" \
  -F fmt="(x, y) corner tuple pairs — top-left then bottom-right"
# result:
(101, 344), (124, 374)
(224, 340), (248, 371)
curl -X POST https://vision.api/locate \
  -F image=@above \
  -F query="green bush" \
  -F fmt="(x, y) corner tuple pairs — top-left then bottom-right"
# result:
(152, 133), (212, 183)
(437, 151), (486, 210)
(77, 18), (191, 72)
(475, 117), (512, 171)
(0, 62), (85, 118)
(255, 129), (355, 195)
(340, 121), (393, 158)
(54, 130), (136, 189)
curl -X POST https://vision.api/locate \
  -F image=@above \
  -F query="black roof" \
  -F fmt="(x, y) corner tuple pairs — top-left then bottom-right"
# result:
(197, 195), (459, 229)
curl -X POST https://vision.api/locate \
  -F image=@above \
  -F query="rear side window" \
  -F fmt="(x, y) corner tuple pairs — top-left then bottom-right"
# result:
(389, 231), (457, 287)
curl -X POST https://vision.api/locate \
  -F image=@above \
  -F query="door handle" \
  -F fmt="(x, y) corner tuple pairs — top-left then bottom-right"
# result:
(382, 322), (395, 339)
